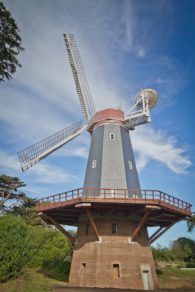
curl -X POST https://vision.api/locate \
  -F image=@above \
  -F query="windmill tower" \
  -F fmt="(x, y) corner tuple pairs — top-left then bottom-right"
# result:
(18, 34), (192, 290)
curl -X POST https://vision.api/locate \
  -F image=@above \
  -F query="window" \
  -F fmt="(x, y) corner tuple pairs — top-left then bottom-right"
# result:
(85, 224), (89, 235)
(110, 133), (115, 140)
(112, 223), (118, 234)
(92, 159), (96, 168)
(112, 264), (120, 279)
(81, 263), (86, 283)
(128, 160), (133, 170)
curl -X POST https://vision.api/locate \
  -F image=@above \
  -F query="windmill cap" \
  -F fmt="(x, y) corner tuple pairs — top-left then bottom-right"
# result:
(87, 108), (126, 132)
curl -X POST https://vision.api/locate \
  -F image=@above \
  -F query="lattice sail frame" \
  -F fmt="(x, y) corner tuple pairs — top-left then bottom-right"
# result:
(64, 33), (96, 122)
(18, 121), (84, 171)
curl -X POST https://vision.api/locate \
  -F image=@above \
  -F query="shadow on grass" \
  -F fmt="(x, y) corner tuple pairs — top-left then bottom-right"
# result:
(39, 258), (71, 281)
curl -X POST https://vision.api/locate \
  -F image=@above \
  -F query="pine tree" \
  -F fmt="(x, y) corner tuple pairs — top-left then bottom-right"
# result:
(0, 1), (24, 81)
(0, 174), (26, 209)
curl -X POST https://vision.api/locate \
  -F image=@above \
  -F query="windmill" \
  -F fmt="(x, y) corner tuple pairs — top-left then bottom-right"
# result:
(18, 34), (191, 290)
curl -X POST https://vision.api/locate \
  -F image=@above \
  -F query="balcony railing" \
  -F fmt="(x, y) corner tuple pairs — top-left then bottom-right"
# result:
(36, 188), (192, 212)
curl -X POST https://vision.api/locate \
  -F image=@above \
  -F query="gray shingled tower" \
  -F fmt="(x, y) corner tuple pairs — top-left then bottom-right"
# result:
(84, 109), (140, 191)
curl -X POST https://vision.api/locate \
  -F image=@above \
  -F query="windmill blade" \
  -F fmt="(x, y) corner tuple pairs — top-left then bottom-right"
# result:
(18, 121), (85, 171)
(63, 33), (96, 122)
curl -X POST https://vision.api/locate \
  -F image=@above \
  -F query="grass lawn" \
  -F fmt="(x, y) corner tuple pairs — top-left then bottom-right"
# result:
(0, 268), (195, 292)
(158, 268), (195, 290)
(0, 268), (67, 292)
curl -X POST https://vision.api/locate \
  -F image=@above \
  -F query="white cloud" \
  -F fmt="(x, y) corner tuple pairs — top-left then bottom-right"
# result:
(0, 150), (76, 184)
(136, 47), (145, 58)
(57, 146), (88, 159)
(30, 163), (76, 184)
(131, 126), (191, 174)
(0, 150), (20, 171)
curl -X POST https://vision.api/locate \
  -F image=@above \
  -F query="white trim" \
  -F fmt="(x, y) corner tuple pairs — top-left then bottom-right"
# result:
(92, 159), (97, 168)
(128, 160), (133, 170)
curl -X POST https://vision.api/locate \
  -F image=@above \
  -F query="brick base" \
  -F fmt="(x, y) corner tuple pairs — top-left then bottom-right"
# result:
(69, 211), (158, 290)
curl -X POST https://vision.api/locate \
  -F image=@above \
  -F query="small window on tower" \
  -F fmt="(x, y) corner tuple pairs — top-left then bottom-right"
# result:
(112, 223), (118, 234)
(110, 133), (115, 140)
(92, 160), (96, 168)
(128, 160), (133, 170)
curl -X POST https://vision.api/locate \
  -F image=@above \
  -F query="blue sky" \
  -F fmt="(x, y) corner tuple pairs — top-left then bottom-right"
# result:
(1, 0), (195, 246)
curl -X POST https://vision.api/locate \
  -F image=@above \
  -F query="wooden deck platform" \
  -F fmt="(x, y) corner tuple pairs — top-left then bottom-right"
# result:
(36, 188), (192, 228)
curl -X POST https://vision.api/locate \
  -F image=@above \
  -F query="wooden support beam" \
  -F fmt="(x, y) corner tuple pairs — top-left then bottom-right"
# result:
(145, 205), (161, 210)
(150, 221), (176, 244)
(41, 213), (75, 243)
(76, 203), (91, 208)
(131, 210), (150, 241)
(149, 226), (164, 242)
(86, 208), (99, 241)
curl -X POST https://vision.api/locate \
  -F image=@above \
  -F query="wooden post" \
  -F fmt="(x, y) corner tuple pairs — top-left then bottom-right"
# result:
(41, 213), (75, 243)
(131, 210), (150, 241)
(86, 208), (99, 241)
(150, 221), (176, 244)
(149, 226), (164, 242)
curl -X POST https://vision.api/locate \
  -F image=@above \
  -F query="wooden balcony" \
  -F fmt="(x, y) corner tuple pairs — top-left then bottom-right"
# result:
(36, 188), (192, 228)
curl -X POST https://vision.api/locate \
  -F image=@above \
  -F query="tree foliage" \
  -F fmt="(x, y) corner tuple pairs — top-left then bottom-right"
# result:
(0, 1), (24, 81)
(0, 214), (72, 282)
(0, 174), (26, 209)
(152, 237), (195, 263)
(6, 197), (45, 226)
(187, 213), (195, 232)
(0, 174), (74, 282)
(0, 215), (30, 282)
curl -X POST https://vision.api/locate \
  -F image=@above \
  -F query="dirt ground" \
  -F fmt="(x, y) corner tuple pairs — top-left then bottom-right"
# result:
(52, 287), (195, 292)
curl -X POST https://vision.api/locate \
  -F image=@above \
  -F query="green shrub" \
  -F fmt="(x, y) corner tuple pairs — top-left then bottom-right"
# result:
(28, 227), (72, 268)
(186, 262), (195, 268)
(156, 268), (163, 274)
(40, 257), (71, 281)
(0, 213), (73, 282)
(0, 215), (30, 282)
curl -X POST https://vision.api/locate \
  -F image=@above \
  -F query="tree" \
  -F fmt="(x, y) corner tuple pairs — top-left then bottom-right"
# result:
(188, 213), (195, 232)
(0, 174), (26, 209)
(0, 215), (30, 282)
(172, 237), (195, 262)
(6, 197), (46, 226)
(152, 237), (195, 263)
(0, 214), (73, 282)
(0, 1), (24, 81)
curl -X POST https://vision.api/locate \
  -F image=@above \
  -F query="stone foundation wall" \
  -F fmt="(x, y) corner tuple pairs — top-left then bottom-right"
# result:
(69, 211), (158, 290)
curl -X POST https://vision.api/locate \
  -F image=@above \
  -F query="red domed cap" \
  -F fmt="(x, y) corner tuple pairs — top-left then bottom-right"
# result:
(87, 108), (126, 132)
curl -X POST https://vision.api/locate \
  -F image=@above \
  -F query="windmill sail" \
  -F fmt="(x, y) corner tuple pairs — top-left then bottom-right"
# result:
(64, 33), (96, 122)
(18, 121), (84, 171)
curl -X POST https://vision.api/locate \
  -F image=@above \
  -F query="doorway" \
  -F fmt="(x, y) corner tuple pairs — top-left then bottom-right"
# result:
(140, 266), (153, 290)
